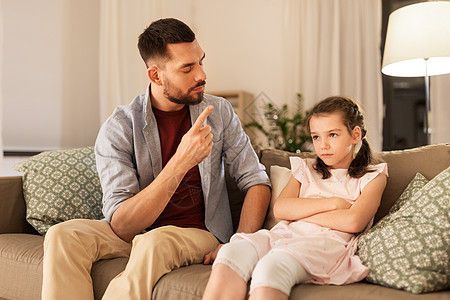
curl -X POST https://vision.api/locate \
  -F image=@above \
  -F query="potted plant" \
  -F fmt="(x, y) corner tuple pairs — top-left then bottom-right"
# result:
(244, 93), (312, 153)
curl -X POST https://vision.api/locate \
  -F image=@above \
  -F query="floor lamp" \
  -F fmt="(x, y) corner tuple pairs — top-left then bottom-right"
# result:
(381, 1), (450, 145)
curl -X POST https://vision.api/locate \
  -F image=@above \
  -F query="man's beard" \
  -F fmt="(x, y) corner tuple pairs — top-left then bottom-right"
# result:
(163, 79), (206, 105)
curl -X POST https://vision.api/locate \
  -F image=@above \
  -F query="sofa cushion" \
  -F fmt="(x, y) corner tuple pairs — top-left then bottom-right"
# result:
(0, 176), (37, 234)
(152, 264), (450, 300)
(0, 233), (127, 300)
(152, 264), (212, 300)
(14, 147), (103, 235)
(375, 143), (450, 223)
(259, 148), (316, 175)
(92, 257), (128, 299)
(357, 166), (450, 293)
(289, 282), (450, 300)
(0, 234), (43, 300)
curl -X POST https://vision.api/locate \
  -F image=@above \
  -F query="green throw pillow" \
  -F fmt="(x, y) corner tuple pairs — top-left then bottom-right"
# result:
(388, 173), (429, 214)
(358, 167), (450, 294)
(366, 173), (429, 243)
(14, 147), (103, 235)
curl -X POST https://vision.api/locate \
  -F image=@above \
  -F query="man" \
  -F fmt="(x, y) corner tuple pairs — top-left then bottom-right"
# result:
(42, 18), (271, 299)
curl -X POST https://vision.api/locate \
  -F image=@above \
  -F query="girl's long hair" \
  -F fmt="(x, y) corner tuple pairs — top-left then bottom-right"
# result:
(306, 96), (374, 179)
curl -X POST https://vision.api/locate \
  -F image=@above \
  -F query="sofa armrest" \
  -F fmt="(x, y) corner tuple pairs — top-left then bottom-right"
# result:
(0, 176), (38, 234)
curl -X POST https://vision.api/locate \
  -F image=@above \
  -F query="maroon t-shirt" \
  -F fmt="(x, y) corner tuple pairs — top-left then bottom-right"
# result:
(149, 105), (206, 231)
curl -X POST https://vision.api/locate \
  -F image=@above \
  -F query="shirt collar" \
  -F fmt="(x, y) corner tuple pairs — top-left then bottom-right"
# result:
(144, 83), (152, 126)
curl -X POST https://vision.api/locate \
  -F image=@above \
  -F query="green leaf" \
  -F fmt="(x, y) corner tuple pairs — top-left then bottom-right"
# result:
(243, 92), (312, 152)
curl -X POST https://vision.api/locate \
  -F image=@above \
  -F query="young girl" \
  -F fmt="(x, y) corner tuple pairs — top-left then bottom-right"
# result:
(203, 96), (388, 300)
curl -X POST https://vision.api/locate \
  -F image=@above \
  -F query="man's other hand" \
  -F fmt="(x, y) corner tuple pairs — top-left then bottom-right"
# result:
(203, 244), (223, 265)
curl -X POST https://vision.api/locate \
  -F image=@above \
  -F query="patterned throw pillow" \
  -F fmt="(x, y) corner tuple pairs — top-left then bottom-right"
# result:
(14, 147), (103, 235)
(357, 167), (450, 294)
(373, 173), (429, 231)
(388, 173), (428, 214)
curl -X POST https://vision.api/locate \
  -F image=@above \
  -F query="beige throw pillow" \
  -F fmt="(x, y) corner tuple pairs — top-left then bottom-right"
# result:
(263, 165), (292, 229)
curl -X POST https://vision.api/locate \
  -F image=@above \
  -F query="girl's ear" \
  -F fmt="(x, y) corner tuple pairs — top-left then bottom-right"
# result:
(147, 66), (162, 86)
(352, 126), (362, 144)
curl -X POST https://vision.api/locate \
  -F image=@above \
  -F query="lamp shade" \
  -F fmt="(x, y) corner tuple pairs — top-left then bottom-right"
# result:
(382, 1), (450, 77)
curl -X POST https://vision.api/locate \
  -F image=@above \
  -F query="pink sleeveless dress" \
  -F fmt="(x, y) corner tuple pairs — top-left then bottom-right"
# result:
(232, 157), (388, 285)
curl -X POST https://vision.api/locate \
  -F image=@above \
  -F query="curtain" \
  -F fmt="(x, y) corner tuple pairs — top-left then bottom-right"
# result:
(284, 0), (383, 150)
(99, 0), (168, 123)
(431, 74), (450, 144)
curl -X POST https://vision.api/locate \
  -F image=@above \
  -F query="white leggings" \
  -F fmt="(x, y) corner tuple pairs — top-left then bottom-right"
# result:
(213, 239), (311, 296)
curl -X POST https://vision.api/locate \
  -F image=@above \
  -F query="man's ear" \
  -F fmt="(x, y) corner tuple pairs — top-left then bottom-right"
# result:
(352, 126), (362, 144)
(147, 65), (162, 86)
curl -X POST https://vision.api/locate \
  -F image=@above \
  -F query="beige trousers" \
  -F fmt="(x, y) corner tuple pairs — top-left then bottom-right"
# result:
(42, 219), (219, 300)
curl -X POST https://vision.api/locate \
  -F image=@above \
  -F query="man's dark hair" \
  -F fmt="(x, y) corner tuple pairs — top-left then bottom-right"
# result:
(138, 18), (196, 67)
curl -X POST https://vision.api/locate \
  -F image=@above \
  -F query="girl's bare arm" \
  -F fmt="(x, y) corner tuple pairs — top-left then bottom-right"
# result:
(300, 173), (387, 233)
(273, 175), (351, 221)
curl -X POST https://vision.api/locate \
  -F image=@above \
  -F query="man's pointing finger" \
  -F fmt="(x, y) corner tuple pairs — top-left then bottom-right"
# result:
(191, 105), (214, 131)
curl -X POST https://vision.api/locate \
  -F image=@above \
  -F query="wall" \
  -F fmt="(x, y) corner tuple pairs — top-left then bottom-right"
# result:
(190, 0), (288, 105)
(2, 0), (63, 151)
(149, 0), (291, 130)
(60, 0), (100, 149)
(1, 0), (99, 151)
(105, 0), (290, 115)
(431, 74), (450, 144)
(3, 1), (443, 151)
(2, 0), (291, 152)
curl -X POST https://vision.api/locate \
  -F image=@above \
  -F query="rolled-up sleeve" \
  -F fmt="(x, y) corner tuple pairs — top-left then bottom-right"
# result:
(95, 111), (140, 223)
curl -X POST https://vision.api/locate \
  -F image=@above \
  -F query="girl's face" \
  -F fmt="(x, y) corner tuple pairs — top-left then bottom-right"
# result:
(309, 112), (361, 169)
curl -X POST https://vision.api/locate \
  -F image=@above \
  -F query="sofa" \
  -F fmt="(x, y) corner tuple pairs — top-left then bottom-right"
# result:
(0, 143), (449, 300)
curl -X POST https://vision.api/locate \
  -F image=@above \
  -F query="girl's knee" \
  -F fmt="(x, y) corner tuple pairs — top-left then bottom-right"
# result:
(215, 239), (259, 265)
(213, 239), (259, 282)
(251, 254), (282, 283)
(250, 252), (309, 296)
(215, 241), (244, 261)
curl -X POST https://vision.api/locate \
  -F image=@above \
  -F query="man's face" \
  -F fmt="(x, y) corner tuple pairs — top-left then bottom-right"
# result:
(160, 40), (207, 105)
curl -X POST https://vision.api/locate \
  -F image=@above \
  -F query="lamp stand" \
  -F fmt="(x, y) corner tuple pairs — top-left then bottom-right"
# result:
(424, 58), (431, 145)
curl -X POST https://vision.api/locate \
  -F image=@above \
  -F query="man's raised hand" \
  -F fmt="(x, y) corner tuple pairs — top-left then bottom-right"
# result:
(175, 105), (214, 171)
(191, 105), (214, 132)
